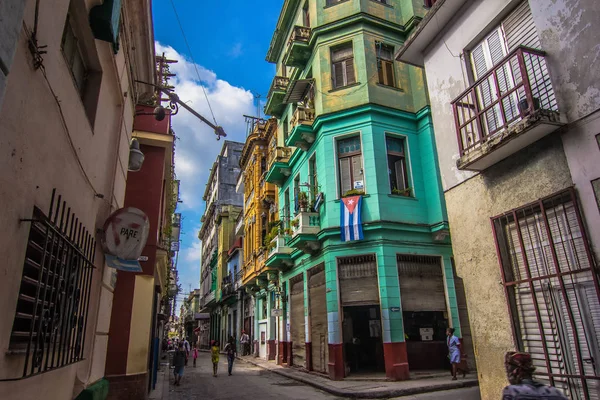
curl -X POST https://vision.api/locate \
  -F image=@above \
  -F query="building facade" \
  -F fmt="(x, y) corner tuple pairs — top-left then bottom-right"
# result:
(262, 0), (471, 380)
(104, 85), (177, 398)
(240, 118), (282, 360)
(198, 141), (244, 349)
(395, 0), (600, 398)
(0, 0), (156, 399)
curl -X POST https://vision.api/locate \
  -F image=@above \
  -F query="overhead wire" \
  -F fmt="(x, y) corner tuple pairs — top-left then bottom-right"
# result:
(168, 0), (219, 126)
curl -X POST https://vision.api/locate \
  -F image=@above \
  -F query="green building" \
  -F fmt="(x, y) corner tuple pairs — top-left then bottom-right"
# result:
(261, 0), (472, 380)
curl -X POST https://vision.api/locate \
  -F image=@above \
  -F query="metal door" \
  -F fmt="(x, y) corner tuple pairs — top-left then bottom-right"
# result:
(309, 264), (328, 372)
(290, 274), (306, 367)
(338, 255), (379, 306)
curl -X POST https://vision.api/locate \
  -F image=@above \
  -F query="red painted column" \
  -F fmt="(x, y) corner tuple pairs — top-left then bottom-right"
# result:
(267, 340), (276, 360)
(383, 342), (410, 380)
(105, 144), (166, 399)
(286, 341), (293, 366)
(328, 343), (344, 380)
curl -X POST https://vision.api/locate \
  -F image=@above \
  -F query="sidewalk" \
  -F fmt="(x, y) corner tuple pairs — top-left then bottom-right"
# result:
(238, 356), (479, 399)
(148, 362), (170, 400)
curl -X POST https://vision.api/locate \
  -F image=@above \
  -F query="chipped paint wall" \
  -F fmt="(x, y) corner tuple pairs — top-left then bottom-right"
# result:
(530, 0), (600, 260)
(418, 0), (599, 397)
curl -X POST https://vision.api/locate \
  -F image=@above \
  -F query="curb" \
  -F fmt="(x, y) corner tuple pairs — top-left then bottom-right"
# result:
(239, 358), (479, 399)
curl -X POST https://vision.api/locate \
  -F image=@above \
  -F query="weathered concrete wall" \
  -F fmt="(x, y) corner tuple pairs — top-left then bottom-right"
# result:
(530, 0), (600, 260)
(0, 0), (148, 397)
(445, 134), (572, 399)
(0, 0), (26, 107)
(421, 0), (514, 191)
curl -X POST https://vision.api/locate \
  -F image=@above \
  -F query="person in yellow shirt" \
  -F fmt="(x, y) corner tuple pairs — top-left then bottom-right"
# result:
(211, 340), (220, 377)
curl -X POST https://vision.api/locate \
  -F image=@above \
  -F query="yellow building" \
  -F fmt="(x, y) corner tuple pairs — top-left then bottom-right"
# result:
(240, 118), (288, 359)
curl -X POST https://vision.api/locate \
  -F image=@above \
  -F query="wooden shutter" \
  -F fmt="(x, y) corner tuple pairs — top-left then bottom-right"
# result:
(502, 1), (541, 51)
(332, 62), (344, 89)
(308, 265), (328, 373)
(339, 157), (352, 195)
(339, 255), (379, 306)
(345, 58), (356, 85)
(290, 275), (306, 368)
(397, 255), (446, 312)
(351, 155), (362, 189)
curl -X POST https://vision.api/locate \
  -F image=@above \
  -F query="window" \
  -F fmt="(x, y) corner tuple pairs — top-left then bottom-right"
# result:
(283, 118), (289, 142)
(331, 44), (356, 89)
(337, 136), (363, 196)
(62, 15), (88, 96)
(260, 156), (266, 175)
(261, 213), (267, 247)
(326, 0), (348, 5)
(284, 188), (291, 227)
(386, 136), (409, 193)
(303, 1), (310, 27)
(377, 44), (395, 87)
(309, 155), (318, 201)
(492, 190), (600, 397)
(10, 191), (95, 378)
(294, 175), (301, 214)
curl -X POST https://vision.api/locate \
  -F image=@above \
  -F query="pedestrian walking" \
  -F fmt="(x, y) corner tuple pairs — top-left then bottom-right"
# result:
(172, 342), (186, 386)
(240, 331), (249, 356)
(183, 337), (190, 366)
(211, 340), (220, 377)
(446, 328), (465, 380)
(224, 336), (237, 376)
(192, 344), (198, 367)
(502, 351), (567, 399)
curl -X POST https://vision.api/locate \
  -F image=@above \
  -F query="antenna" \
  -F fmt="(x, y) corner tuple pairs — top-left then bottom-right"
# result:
(253, 92), (262, 119)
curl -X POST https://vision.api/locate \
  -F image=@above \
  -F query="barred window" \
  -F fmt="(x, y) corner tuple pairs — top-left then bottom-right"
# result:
(492, 189), (600, 398)
(10, 190), (95, 378)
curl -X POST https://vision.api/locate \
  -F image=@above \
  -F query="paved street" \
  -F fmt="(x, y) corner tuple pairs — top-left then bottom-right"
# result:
(168, 353), (480, 400)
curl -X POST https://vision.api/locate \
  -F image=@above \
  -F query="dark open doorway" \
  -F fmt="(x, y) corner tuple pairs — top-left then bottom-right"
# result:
(342, 305), (385, 375)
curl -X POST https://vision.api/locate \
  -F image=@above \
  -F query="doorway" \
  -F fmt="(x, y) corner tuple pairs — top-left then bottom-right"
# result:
(343, 306), (384, 374)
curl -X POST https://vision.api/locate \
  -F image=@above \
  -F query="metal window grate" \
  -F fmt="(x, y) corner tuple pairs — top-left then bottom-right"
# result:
(397, 254), (443, 277)
(492, 188), (600, 399)
(10, 189), (96, 379)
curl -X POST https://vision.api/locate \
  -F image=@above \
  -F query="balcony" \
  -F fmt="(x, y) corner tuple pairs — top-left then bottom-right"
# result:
(283, 26), (312, 68)
(266, 235), (294, 271)
(265, 146), (293, 186)
(200, 290), (215, 309)
(259, 179), (276, 204)
(288, 211), (321, 255)
(286, 106), (315, 151)
(452, 46), (563, 171)
(220, 276), (237, 305)
(265, 76), (290, 118)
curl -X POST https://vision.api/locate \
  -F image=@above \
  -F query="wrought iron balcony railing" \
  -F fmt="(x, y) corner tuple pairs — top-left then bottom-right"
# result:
(452, 46), (558, 160)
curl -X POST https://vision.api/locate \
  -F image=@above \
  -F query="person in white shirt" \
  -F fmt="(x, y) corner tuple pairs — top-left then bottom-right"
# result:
(240, 331), (249, 356)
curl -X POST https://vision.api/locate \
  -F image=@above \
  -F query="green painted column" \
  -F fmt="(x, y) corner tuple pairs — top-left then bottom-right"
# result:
(377, 246), (404, 343)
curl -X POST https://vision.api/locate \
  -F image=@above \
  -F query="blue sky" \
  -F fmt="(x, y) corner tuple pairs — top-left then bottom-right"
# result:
(152, 1), (283, 304)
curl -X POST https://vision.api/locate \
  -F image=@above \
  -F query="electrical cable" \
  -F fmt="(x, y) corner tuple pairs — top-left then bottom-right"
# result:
(168, 0), (219, 126)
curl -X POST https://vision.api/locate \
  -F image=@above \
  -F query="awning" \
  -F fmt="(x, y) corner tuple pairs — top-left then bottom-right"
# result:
(283, 79), (313, 104)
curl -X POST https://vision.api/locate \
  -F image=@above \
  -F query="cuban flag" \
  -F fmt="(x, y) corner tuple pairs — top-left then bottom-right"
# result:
(341, 195), (364, 242)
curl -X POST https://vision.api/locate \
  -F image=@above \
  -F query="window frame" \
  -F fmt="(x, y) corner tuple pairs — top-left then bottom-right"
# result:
(336, 135), (365, 198)
(61, 14), (89, 98)
(331, 43), (356, 89)
(386, 135), (410, 194)
(309, 154), (318, 202)
(377, 43), (396, 87)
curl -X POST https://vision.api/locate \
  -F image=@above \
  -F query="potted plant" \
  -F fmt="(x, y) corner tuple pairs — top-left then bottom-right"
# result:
(343, 189), (365, 197)
(290, 219), (299, 229)
(298, 191), (309, 211)
(518, 96), (541, 114)
(392, 187), (412, 197)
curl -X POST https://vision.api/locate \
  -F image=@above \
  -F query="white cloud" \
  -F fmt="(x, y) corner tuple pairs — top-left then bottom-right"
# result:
(155, 42), (255, 210)
(155, 42), (255, 294)
(229, 42), (243, 58)
(182, 240), (202, 265)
